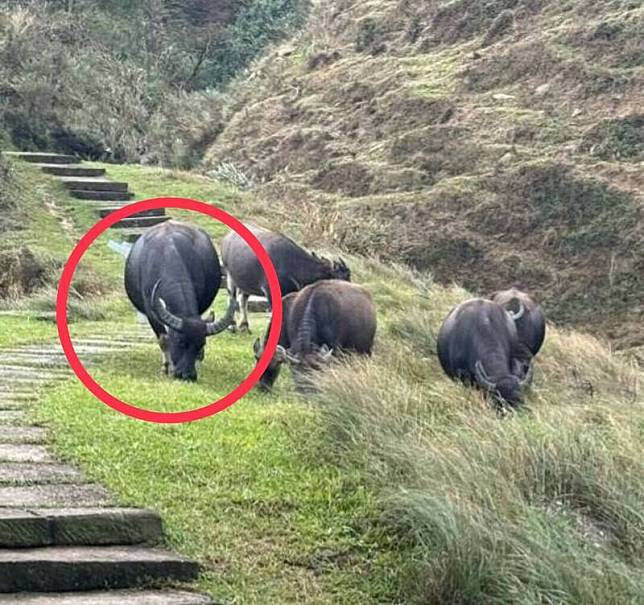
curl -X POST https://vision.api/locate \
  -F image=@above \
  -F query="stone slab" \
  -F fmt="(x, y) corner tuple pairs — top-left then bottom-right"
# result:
(0, 410), (28, 425)
(0, 508), (162, 548)
(70, 189), (132, 201)
(2, 152), (76, 164)
(0, 590), (212, 604)
(59, 177), (128, 192)
(0, 463), (84, 485)
(0, 484), (112, 507)
(0, 444), (54, 463)
(111, 216), (170, 229)
(0, 426), (47, 444)
(0, 509), (49, 548)
(37, 164), (106, 177)
(0, 545), (201, 592)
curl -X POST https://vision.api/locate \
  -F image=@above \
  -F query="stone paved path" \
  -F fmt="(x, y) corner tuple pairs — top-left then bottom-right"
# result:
(2, 151), (169, 241)
(0, 331), (212, 603)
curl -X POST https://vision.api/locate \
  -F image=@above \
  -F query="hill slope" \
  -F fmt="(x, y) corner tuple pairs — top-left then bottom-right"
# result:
(203, 0), (643, 347)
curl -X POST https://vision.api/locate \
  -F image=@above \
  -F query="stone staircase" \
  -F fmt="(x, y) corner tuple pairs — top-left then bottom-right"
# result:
(2, 152), (169, 242)
(0, 333), (213, 604)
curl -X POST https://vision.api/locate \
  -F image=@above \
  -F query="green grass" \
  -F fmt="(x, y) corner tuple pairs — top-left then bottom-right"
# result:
(35, 322), (401, 604)
(3, 161), (642, 604)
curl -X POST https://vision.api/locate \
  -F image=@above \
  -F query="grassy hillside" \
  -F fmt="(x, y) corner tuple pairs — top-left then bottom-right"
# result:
(0, 160), (637, 603)
(202, 0), (643, 347)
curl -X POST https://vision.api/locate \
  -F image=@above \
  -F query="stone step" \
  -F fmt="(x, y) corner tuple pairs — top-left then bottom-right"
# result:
(0, 411), (29, 426)
(0, 462), (83, 486)
(0, 425), (47, 444)
(0, 545), (201, 592)
(0, 310), (56, 321)
(99, 207), (166, 219)
(0, 590), (213, 604)
(36, 164), (106, 177)
(0, 484), (112, 508)
(0, 508), (162, 548)
(69, 190), (133, 201)
(60, 177), (128, 192)
(2, 152), (76, 165)
(111, 216), (171, 229)
(0, 443), (54, 463)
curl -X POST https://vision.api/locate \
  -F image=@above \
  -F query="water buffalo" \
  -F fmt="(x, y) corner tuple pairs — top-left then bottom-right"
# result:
(221, 223), (350, 332)
(124, 220), (235, 381)
(491, 288), (546, 356)
(437, 298), (533, 407)
(253, 280), (376, 391)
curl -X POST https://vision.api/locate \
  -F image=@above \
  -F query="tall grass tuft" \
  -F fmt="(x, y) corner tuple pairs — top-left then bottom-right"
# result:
(310, 285), (643, 604)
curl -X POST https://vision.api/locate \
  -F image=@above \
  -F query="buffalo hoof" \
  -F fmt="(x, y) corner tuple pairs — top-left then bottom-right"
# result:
(228, 324), (238, 334)
(239, 323), (251, 334)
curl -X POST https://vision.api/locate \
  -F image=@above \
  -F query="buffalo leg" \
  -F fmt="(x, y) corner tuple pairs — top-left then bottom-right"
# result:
(239, 292), (251, 332)
(226, 277), (239, 332)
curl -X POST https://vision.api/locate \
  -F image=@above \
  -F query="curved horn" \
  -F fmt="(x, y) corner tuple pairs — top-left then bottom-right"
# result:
(474, 360), (496, 391)
(317, 344), (334, 363)
(286, 349), (301, 364)
(205, 294), (236, 336)
(151, 280), (184, 332)
(506, 299), (525, 321)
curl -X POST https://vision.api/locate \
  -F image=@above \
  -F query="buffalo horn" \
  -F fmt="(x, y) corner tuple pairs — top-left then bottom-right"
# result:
(152, 280), (185, 332)
(317, 344), (334, 362)
(474, 360), (496, 391)
(286, 349), (302, 364)
(205, 294), (236, 336)
(506, 299), (525, 321)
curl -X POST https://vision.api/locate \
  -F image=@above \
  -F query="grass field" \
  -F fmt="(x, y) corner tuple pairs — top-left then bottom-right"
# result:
(2, 159), (642, 604)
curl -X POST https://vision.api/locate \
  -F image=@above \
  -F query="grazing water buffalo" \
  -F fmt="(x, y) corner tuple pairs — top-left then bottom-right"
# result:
(491, 288), (546, 357)
(437, 298), (533, 407)
(221, 223), (350, 332)
(124, 220), (235, 381)
(253, 280), (376, 391)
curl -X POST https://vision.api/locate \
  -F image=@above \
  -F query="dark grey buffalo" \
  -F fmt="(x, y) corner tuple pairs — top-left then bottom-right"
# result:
(437, 298), (533, 407)
(491, 288), (546, 357)
(253, 280), (376, 390)
(221, 223), (350, 332)
(124, 220), (235, 381)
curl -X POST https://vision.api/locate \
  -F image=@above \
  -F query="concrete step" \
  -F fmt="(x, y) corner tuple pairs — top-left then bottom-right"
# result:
(0, 483), (112, 508)
(0, 590), (213, 604)
(99, 207), (166, 219)
(0, 425), (47, 444)
(60, 178), (128, 192)
(0, 443), (54, 463)
(0, 462), (84, 486)
(0, 508), (162, 548)
(69, 190), (133, 201)
(2, 152), (76, 165)
(111, 216), (170, 229)
(0, 545), (201, 592)
(36, 164), (106, 178)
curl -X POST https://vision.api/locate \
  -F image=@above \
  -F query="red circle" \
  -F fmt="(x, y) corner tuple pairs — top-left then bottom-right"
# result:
(56, 197), (283, 424)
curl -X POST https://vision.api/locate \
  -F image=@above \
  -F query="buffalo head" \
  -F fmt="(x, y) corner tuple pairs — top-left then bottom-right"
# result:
(152, 281), (234, 381)
(253, 339), (334, 391)
(474, 360), (533, 408)
(311, 252), (351, 282)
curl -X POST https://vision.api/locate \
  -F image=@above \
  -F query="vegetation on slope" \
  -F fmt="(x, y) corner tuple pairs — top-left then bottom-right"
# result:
(202, 0), (643, 347)
(0, 161), (634, 603)
(0, 0), (307, 163)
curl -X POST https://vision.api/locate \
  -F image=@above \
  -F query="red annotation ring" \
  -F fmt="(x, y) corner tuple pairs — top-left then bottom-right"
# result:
(56, 197), (283, 424)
